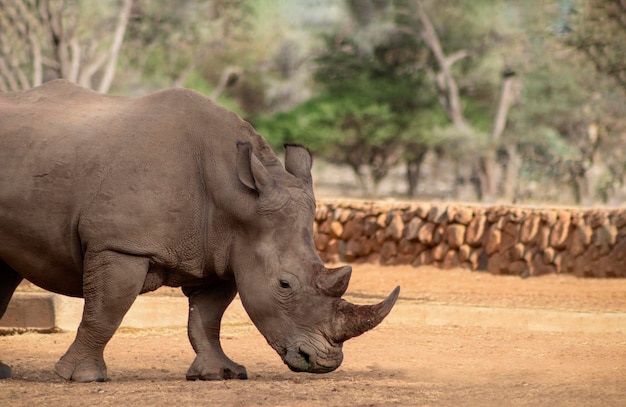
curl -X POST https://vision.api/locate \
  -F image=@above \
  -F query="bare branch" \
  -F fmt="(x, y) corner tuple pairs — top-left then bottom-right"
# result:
(0, 57), (20, 91)
(78, 51), (108, 89)
(210, 66), (242, 100)
(0, 74), (9, 92)
(416, 1), (472, 134)
(29, 31), (43, 87)
(98, 0), (133, 93)
(68, 37), (81, 83)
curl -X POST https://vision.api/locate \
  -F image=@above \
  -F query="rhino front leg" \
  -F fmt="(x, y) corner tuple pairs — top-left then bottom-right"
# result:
(0, 262), (23, 379)
(55, 251), (148, 382)
(183, 280), (247, 380)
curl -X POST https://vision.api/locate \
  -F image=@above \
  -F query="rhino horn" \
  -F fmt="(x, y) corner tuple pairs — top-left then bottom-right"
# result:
(315, 265), (352, 297)
(332, 286), (400, 343)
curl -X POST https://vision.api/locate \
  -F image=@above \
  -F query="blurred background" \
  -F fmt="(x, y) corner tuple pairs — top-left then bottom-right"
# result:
(1, 0), (625, 205)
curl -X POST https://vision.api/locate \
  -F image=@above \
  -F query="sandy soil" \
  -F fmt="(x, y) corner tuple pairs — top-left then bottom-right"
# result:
(1, 265), (625, 406)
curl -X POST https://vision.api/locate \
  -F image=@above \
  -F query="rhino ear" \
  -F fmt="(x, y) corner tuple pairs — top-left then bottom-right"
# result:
(237, 142), (272, 193)
(284, 144), (312, 186)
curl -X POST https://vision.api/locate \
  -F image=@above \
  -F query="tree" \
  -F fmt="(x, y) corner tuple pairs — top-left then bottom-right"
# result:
(123, 0), (254, 92)
(410, 0), (524, 202)
(257, 2), (443, 197)
(0, 0), (132, 92)
(564, 0), (626, 90)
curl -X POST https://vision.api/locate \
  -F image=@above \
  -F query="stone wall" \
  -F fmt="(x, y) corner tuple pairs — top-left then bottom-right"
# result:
(314, 200), (626, 278)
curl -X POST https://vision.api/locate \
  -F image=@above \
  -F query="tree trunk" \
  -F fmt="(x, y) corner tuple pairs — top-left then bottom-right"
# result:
(406, 147), (428, 198)
(503, 143), (522, 203)
(416, 2), (472, 135)
(481, 70), (518, 203)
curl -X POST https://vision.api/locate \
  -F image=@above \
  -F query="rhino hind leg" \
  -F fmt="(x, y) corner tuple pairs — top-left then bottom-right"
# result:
(55, 251), (149, 382)
(183, 280), (247, 380)
(0, 261), (23, 379)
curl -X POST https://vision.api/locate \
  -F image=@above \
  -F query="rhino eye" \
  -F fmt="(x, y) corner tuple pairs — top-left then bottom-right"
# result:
(279, 279), (291, 289)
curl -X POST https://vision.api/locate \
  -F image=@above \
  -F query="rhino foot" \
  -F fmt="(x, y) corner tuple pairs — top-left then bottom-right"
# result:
(0, 361), (12, 379)
(185, 356), (247, 381)
(55, 356), (107, 382)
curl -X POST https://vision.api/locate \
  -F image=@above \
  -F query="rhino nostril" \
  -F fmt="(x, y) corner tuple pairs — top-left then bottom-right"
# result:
(299, 349), (312, 367)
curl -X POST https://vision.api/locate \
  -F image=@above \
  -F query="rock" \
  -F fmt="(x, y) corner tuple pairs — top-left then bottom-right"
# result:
(376, 213), (387, 228)
(553, 251), (566, 273)
(363, 216), (378, 236)
(432, 242), (449, 261)
(454, 207), (474, 225)
(324, 239), (340, 263)
(507, 208), (525, 223)
(501, 221), (520, 251)
(592, 222), (616, 257)
(535, 226), (551, 250)
(396, 253), (417, 265)
(403, 217), (423, 241)
(508, 260), (528, 275)
(315, 205), (329, 221)
(534, 264), (557, 276)
(398, 238), (413, 255)
(569, 222), (592, 256)
(0, 362), (11, 379)
(442, 250), (460, 269)
(427, 205), (448, 223)
(543, 247), (555, 264)
(486, 226), (501, 255)
(466, 214), (487, 246)
(386, 214), (404, 241)
(520, 214), (541, 244)
(366, 252), (381, 264)
(446, 224), (466, 249)
(329, 221), (343, 239)
(510, 243), (525, 261)
(433, 224), (446, 246)
(314, 233), (329, 251)
(540, 210), (558, 226)
(344, 239), (362, 261)
(415, 203), (431, 219)
(586, 209), (607, 229)
(317, 218), (331, 234)
(486, 207), (501, 224)
(342, 220), (363, 241)
(380, 241), (397, 262)
(611, 210), (626, 229)
(338, 208), (353, 223)
(458, 244), (471, 262)
(375, 229), (386, 245)
(549, 216), (571, 250)
(469, 248), (486, 270)
(412, 250), (433, 267)
(487, 251), (509, 274)
(418, 222), (437, 246)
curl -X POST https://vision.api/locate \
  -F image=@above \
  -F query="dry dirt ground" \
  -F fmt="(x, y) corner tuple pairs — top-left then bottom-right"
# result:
(1, 265), (625, 406)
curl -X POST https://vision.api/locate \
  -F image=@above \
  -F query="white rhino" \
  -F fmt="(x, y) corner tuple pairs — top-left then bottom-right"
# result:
(0, 80), (399, 382)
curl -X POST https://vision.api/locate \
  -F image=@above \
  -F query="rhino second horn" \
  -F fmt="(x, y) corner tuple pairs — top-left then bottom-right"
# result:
(315, 265), (352, 297)
(332, 286), (401, 343)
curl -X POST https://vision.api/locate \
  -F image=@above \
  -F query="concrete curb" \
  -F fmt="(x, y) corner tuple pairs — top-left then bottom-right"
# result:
(0, 292), (250, 331)
(1, 293), (624, 334)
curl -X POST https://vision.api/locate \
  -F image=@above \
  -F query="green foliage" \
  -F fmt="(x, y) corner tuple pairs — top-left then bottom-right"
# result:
(258, 10), (445, 189)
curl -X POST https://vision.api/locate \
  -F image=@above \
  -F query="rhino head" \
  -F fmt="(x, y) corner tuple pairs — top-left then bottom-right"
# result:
(232, 142), (400, 373)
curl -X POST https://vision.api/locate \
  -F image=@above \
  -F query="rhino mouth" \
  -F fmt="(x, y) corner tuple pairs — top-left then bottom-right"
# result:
(282, 344), (342, 374)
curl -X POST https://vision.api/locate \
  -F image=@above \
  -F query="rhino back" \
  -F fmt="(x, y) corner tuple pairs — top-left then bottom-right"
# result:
(0, 80), (272, 295)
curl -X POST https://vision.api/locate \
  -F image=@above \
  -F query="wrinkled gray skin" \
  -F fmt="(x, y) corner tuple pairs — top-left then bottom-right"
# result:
(0, 80), (399, 382)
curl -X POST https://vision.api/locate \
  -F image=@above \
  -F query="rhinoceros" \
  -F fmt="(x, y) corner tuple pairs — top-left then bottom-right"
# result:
(0, 80), (399, 382)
